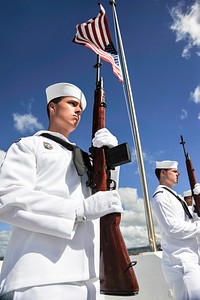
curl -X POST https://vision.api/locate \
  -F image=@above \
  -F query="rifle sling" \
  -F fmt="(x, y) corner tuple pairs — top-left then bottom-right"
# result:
(162, 186), (193, 219)
(40, 133), (92, 176)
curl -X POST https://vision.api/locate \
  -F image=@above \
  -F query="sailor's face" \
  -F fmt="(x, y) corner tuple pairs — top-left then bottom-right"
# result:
(184, 196), (193, 206)
(51, 97), (83, 132)
(164, 168), (179, 186)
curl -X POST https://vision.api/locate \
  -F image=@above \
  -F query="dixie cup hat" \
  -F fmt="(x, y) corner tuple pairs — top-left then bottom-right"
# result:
(46, 82), (87, 110)
(155, 160), (178, 169)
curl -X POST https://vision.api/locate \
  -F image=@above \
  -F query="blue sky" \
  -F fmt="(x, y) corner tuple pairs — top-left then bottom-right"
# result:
(0, 0), (200, 251)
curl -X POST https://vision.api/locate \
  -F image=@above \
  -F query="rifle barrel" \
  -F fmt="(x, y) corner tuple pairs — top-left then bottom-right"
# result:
(180, 135), (188, 159)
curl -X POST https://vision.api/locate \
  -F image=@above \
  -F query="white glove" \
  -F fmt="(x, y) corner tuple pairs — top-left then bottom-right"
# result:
(92, 128), (118, 148)
(193, 183), (200, 195)
(76, 190), (123, 221)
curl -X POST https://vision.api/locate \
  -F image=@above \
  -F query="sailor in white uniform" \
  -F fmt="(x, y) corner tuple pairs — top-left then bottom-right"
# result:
(0, 82), (123, 300)
(152, 160), (200, 300)
(183, 190), (193, 207)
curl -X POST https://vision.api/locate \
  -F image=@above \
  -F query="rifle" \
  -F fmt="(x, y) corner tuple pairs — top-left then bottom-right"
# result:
(89, 55), (139, 296)
(180, 135), (200, 216)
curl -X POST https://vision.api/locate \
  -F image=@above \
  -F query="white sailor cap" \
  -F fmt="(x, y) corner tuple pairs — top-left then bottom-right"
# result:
(46, 82), (87, 110)
(183, 190), (192, 197)
(155, 160), (178, 169)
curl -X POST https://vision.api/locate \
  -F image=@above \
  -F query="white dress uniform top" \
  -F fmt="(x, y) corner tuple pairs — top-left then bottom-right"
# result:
(0, 131), (101, 295)
(152, 160), (200, 300)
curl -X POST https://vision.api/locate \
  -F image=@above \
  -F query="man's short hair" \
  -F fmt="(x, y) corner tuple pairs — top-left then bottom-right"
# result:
(46, 97), (64, 119)
(155, 168), (169, 180)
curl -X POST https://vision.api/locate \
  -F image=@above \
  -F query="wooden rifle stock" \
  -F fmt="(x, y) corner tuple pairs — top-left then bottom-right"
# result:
(90, 56), (139, 296)
(180, 135), (200, 216)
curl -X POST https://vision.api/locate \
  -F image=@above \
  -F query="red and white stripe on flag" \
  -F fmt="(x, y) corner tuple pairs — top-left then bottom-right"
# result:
(73, 3), (123, 82)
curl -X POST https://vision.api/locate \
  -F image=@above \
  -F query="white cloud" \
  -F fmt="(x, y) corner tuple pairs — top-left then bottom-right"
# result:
(118, 187), (157, 248)
(190, 84), (200, 103)
(170, 1), (200, 58)
(0, 231), (11, 257)
(180, 109), (188, 120)
(131, 148), (155, 172)
(13, 113), (44, 134)
(21, 98), (34, 113)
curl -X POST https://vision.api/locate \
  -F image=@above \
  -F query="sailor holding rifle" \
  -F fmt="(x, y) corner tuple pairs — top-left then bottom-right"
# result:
(0, 82), (123, 300)
(152, 160), (200, 300)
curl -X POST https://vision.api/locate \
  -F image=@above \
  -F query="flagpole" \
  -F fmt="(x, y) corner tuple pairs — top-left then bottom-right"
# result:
(110, 0), (157, 252)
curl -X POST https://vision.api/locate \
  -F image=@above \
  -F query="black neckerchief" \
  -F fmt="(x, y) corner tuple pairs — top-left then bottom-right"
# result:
(162, 186), (193, 219)
(40, 132), (92, 177)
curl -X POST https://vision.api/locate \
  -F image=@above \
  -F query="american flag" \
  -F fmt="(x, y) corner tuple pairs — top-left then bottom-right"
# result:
(73, 3), (123, 82)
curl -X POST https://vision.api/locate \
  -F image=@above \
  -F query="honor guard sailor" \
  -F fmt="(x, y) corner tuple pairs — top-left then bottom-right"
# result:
(152, 160), (200, 300)
(0, 82), (122, 300)
(183, 189), (193, 207)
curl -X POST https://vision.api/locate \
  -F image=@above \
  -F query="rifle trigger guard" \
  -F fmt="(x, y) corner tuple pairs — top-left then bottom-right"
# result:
(107, 178), (116, 190)
(130, 261), (137, 267)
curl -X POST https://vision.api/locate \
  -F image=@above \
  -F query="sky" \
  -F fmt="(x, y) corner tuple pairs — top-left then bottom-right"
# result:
(0, 0), (200, 254)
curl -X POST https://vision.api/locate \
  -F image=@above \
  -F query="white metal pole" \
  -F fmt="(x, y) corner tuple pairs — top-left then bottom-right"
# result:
(110, 0), (157, 251)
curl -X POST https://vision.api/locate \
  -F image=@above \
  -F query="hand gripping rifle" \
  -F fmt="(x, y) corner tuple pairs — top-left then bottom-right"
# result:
(89, 56), (139, 296)
(180, 135), (200, 216)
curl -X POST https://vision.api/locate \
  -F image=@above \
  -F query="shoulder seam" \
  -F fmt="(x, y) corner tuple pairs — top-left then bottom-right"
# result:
(153, 190), (163, 197)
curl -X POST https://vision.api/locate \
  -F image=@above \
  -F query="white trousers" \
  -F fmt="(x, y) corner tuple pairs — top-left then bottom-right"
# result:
(7, 280), (105, 300)
(162, 262), (200, 300)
